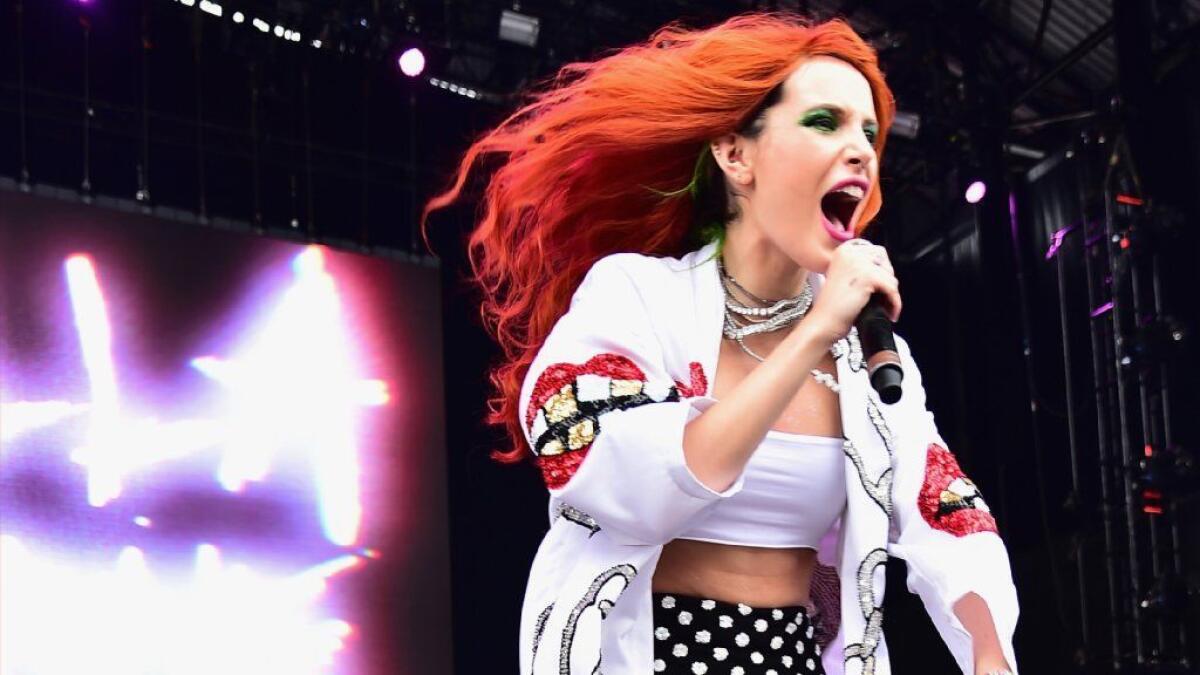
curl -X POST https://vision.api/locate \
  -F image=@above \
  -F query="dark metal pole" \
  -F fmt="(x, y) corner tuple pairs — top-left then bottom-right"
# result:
(408, 88), (418, 253)
(1011, 20), (1113, 111)
(303, 67), (315, 239)
(1051, 214), (1089, 653)
(250, 64), (262, 229)
(1152, 255), (1188, 655)
(1080, 193), (1124, 668)
(193, 11), (207, 222)
(138, 0), (152, 207)
(1104, 135), (1145, 665)
(1080, 138), (1123, 667)
(1128, 240), (1167, 654)
(16, 0), (30, 188)
(81, 14), (92, 199)
(360, 74), (370, 246)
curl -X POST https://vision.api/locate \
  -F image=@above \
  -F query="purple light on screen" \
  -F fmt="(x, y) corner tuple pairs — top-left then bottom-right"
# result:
(965, 181), (987, 204)
(2, 244), (392, 672)
(398, 48), (425, 77)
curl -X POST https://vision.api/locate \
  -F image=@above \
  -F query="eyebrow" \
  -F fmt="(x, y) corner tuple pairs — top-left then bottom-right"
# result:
(805, 103), (878, 127)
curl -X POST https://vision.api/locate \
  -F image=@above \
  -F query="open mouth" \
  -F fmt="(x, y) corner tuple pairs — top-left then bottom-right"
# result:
(820, 186), (864, 233)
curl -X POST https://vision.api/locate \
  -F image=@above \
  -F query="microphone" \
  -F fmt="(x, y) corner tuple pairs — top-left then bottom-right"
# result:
(855, 294), (903, 404)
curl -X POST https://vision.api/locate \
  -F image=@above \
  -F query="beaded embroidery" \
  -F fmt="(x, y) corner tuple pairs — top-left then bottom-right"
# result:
(842, 439), (894, 517)
(555, 503), (601, 537)
(531, 602), (555, 667)
(559, 564), (638, 675)
(842, 548), (887, 675)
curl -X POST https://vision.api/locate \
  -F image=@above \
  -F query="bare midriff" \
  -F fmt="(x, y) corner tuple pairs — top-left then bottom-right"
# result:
(648, 335), (842, 608)
(651, 539), (819, 607)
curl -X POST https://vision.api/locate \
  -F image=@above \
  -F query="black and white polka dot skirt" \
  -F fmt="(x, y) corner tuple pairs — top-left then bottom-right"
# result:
(651, 592), (825, 675)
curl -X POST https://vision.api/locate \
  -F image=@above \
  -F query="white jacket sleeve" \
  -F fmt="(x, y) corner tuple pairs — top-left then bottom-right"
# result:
(518, 255), (744, 546)
(887, 337), (1021, 673)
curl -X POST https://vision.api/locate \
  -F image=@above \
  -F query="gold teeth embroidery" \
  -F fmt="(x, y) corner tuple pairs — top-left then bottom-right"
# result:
(567, 419), (595, 450)
(610, 379), (643, 397)
(541, 438), (565, 456)
(940, 491), (968, 508)
(544, 384), (578, 424)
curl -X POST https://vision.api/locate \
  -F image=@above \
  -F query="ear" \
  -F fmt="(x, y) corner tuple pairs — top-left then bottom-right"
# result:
(710, 133), (754, 187)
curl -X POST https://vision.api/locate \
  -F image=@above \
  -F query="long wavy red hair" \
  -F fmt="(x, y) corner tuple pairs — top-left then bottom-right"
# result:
(425, 13), (895, 462)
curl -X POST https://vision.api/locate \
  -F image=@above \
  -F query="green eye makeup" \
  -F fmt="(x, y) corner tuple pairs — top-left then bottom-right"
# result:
(801, 107), (879, 144)
(800, 109), (838, 131)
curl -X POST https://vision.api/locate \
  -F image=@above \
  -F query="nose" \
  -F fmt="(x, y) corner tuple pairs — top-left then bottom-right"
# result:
(844, 133), (875, 170)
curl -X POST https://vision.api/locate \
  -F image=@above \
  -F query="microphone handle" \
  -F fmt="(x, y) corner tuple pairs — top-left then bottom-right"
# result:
(854, 294), (904, 404)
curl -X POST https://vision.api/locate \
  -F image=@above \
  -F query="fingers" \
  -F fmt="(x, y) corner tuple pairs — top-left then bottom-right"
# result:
(815, 240), (902, 332)
(842, 239), (892, 271)
(842, 240), (900, 321)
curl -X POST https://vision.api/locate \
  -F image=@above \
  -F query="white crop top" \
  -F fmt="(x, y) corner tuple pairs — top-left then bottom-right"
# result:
(677, 431), (847, 549)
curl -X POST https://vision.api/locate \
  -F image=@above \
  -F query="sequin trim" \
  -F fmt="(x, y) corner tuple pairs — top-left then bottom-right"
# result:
(559, 564), (638, 675)
(831, 328), (864, 372)
(865, 397), (896, 458)
(531, 602), (555, 670)
(527, 354), (707, 489)
(919, 443), (998, 537)
(842, 439), (893, 517)
(843, 548), (887, 675)
(555, 503), (601, 537)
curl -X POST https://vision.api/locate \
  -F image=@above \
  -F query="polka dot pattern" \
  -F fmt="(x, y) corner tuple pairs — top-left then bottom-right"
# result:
(652, 593), (824, 674)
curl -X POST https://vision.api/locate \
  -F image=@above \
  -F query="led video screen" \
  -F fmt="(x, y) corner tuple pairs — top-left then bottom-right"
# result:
(0, 190), (451, 675)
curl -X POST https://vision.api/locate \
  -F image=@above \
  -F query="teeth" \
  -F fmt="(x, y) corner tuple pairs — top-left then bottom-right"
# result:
(832, 184), (865, 200)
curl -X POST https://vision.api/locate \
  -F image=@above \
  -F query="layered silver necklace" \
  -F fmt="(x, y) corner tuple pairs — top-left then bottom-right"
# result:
(718, 257), (840, 393)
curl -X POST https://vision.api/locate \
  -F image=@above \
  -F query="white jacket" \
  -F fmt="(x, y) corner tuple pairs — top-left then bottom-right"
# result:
(517, 243), (1019, 675)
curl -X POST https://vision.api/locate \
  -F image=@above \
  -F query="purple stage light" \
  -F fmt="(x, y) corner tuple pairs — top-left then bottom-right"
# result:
(398, 48), (425, 78)
(965, 180), (987, 204)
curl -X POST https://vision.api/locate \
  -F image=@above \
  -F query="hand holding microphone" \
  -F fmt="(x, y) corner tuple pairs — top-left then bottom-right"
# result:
(807, 238), (904, 403)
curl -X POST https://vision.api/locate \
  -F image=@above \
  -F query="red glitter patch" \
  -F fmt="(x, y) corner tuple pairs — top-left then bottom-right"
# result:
(525, 355), (709, 490)
(526, 354), (647, 430)
(918, 444), (998, 537)
(536, 451), (589, 491)
(674, 361), (709, 399)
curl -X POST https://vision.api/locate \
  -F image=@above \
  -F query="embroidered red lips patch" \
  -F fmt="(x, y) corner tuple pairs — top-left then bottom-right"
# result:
(918, 443), (998, 537)
(525, 354), (707, 489)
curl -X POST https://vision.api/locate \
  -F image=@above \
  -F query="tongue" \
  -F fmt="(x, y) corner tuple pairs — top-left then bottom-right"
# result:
(821, 195), (847, 231)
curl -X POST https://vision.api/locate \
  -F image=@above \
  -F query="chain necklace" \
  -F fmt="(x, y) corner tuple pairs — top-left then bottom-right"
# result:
(718, 257), (840, 393)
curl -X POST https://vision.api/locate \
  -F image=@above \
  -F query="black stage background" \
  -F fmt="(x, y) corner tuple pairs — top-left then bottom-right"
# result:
(2, 1), (1199, 673)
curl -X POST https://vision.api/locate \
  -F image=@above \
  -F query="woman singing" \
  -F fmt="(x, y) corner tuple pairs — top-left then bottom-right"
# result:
(427, 13), (1019, 675)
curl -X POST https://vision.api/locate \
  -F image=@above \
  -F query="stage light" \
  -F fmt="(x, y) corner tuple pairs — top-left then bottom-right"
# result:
(199, 1), (221, 17)
(0, 401), (89, 444)
(180, 0), (195, 6)
(274, 25), (285, 38)
(398, 48), (425, 77)
(965, 181), (987, 204)
(0, 537), (361, 673)
(311, 39), (322, 48)
(252, 18), (269, 32)
(290, 32), (301, 42)
(499, 8), (539, 47)
(232, 11), (243, 23)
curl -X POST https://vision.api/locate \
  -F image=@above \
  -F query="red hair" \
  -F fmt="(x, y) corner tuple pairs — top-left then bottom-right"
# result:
(425, 13), (896, 462)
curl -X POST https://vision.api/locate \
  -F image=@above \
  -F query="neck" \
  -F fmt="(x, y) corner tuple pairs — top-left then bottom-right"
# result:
(720, 218), (809, 301)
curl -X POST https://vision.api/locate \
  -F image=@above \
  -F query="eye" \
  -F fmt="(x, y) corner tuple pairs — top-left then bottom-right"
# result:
(863, 127), (878, 143)
(802, 111), (839, 132)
